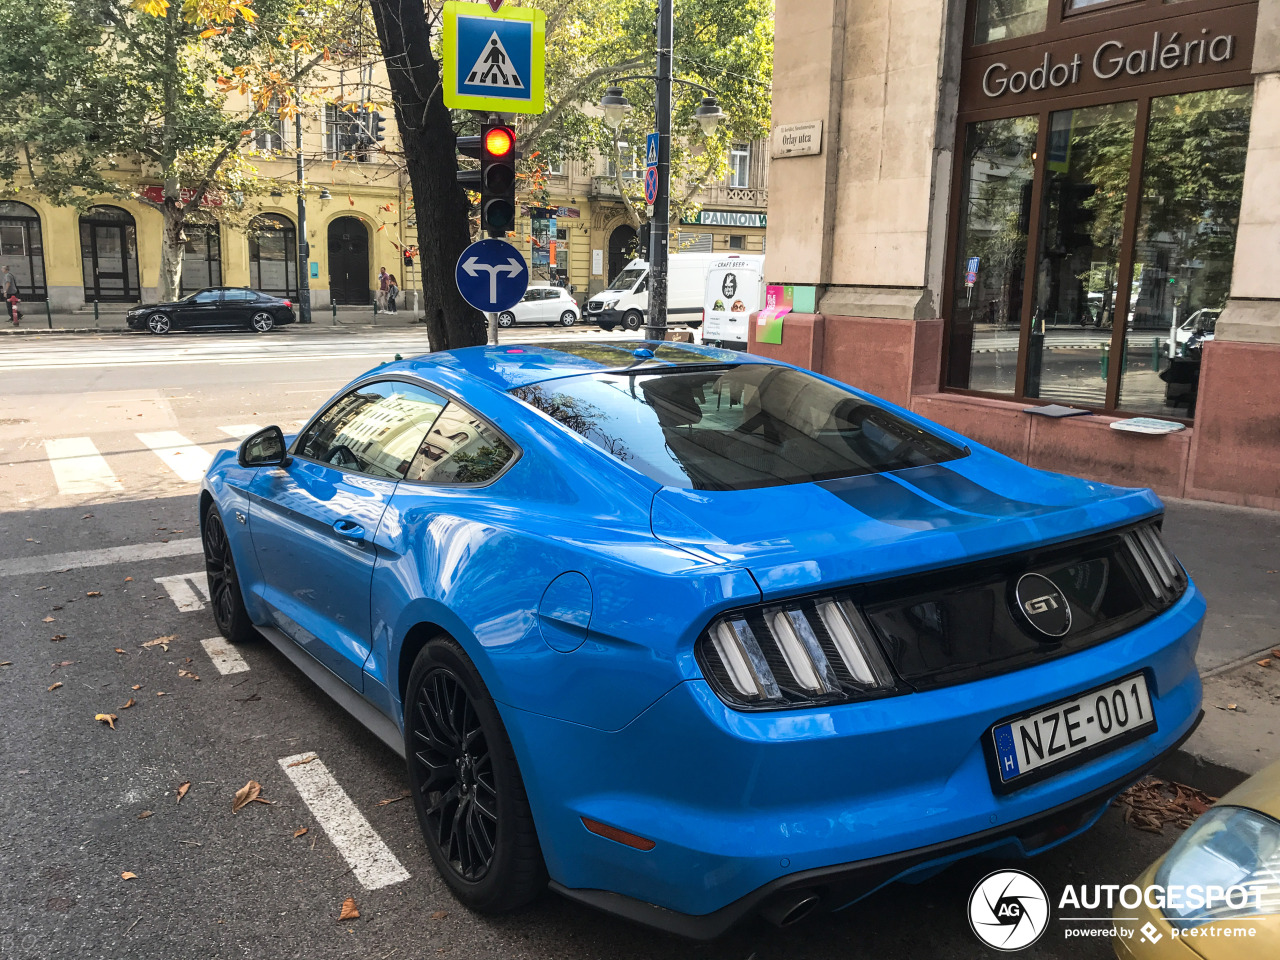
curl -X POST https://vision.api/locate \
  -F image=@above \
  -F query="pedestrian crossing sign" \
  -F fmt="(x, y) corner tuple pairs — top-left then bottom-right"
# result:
(443, 2), (545, 114)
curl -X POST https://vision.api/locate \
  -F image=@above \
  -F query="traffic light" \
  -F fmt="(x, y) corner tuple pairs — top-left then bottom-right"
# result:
(479, 123), (516, 236)
(371, 111), (386, 142)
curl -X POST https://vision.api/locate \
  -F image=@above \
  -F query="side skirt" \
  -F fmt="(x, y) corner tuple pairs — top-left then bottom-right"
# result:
(255, 624), (405, 759)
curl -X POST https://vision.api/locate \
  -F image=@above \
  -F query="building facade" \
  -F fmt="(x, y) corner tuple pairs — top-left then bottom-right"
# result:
(760, 0), (1280, 509)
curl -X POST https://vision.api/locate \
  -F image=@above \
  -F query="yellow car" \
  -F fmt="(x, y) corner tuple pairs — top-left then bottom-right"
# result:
(1114, 759), (1280, 958)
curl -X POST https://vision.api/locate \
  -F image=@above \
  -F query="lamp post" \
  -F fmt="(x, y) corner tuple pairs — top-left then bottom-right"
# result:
(294, 57), (312, 324)
(598, 0), (725, 342)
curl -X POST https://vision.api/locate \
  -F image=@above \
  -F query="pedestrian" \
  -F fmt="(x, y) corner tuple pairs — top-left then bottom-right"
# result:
(377, 266), (389, 311)
(386, 274), (399, 314)
(1, 265), (18, 323)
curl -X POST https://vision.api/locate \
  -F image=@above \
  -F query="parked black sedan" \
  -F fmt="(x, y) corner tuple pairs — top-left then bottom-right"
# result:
(127, 287), (296, 334)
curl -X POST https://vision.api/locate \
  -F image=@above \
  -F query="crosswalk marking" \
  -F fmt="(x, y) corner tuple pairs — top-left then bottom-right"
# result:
(278, 753), (410, 890)
(45, 438), (124, 496)
(200, 637), (250, 675)
(155, 571), (210, 611)
(0, 539), (203, 577)
(136, 431), (214, 483)
(218, 424), (261, 439)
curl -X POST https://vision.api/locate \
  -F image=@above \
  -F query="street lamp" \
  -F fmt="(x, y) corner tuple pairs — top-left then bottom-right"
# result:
(597, 0), (728, 342)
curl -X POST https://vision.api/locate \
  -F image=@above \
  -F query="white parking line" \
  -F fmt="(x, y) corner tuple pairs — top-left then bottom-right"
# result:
(0, 539), (203, 577)
(278, 753), (410, 890)
(154, 571), (210, 611)
(200, 637), (250, 675)
(44, 438), (124, 496)
(218, 424), (261, 439)
(136, 431), (214, 483)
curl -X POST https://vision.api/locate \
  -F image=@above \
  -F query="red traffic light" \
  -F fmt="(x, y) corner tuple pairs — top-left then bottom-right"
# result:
(483, 126), (515, 158)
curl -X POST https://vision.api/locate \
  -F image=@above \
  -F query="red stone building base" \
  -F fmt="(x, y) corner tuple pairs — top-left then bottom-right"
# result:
(748, 313), (1280, 510)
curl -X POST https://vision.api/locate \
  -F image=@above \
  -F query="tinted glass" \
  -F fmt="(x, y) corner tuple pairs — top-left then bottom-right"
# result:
(405, 404), (515, 484)
(1118, 86), (1251, 417)
(511, 365), (966, 490)
(224, 289), (255, 302)
(298, 381), (447, 479)
(192, 289), (221, 303)
(1027, 102), (1137, 408)
(946, 115), (1038, 394)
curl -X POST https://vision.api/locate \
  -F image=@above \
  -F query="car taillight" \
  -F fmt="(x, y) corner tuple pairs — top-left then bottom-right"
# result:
(284, 300), (293, 308)
(1121, 525), (1183, 603)
(697, 598), (897, 710)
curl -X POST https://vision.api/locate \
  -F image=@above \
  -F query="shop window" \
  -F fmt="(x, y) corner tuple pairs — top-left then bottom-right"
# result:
(946, 115), (1038, 394)
(1026, 102), (1137, 408)
(973, 0), (1048, 46)
(1118, 86), (1252, 417)
(0, 200), (46, 300)
(181, 224), (222, 294)
(248, 214), (298, 298)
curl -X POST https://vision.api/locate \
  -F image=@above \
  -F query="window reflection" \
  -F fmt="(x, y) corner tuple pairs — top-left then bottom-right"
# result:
(974, 0), (1048, 45)
(1119, 87), (1252, 417)
(1026, 102), (1137, 407)
(946, 116), (1037, 394)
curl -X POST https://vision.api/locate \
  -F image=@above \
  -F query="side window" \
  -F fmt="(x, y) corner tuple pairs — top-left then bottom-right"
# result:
(225, 289), (254, 301)
(193, 289), (221, 303)
(522, 290), (540, 302)
(405, 403), (515, 485)
(297, 381), (447, 479)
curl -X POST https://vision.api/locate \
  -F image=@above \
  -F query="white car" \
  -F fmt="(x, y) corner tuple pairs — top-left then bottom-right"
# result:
(496, 286), (581, 327)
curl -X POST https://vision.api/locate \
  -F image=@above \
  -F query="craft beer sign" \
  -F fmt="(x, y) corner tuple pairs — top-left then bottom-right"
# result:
(962, 8), (1255, 106)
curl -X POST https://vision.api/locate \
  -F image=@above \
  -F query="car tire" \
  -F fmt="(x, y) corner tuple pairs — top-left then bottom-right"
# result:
(559, 310), (577, 327)
(147, 313), (171, 335)
(202, 506), (258, 645)
(598, 322), (615, 332)
(497, 311), (515, 328)
(251, 311), (275, 333)
(622, 310), (643, 331)
(404, 637), (546, 914)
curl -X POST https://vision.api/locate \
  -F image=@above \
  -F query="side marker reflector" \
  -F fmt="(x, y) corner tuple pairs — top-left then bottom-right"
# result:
(581, 817), (656, 851)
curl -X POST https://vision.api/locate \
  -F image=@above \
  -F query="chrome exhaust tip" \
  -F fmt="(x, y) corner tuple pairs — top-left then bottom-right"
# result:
(760, 891), (822, 928)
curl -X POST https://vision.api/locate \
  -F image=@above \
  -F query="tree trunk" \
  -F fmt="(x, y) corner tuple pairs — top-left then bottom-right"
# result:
(158, 201), (185, 303)
(370, 0), (486, 350)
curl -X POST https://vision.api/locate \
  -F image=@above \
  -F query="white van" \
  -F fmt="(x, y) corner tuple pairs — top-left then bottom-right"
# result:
(701, 258), (765, 350)
(585, 252), (765, 331)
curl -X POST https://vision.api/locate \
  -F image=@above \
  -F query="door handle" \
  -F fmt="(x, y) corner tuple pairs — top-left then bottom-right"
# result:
(332, 518), (365, 541)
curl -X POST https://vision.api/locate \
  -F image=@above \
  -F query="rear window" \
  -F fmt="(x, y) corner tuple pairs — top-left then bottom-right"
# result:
(511, 365), (966, 490)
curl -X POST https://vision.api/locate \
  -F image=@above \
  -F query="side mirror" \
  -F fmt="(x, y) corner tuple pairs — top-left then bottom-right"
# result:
(238, 426), (291, 468)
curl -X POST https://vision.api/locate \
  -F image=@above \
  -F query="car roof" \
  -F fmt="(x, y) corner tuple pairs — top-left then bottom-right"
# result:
(388, 340), (774, 392)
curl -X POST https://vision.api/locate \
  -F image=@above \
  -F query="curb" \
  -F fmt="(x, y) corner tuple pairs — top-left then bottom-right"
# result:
(1155, 749), (1250, 798)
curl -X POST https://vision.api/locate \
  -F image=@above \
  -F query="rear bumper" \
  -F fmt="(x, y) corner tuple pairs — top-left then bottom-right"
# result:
(505, 582), (1205, 935)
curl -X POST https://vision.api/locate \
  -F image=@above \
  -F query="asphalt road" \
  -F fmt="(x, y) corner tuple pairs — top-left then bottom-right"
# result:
(0, 328), (1263, 960)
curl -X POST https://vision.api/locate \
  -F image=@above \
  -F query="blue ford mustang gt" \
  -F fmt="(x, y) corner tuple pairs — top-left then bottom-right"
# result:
(200, 341), (1204, 937)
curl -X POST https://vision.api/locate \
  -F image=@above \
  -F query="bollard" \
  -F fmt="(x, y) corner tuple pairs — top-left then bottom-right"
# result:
(1100, 343), (1108, 381)
(93, 300), (99, 322)
(331, 301), (338, 325)
(45, 299), (52, 330)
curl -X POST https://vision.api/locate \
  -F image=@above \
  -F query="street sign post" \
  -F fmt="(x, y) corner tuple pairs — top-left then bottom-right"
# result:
(644, 132), (659, 204)
(455, 237), (529, 313)
(442, 2), (546, 114)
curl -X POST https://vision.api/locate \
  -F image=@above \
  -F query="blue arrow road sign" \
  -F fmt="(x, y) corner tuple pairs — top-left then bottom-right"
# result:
(455, 237), (529, 312)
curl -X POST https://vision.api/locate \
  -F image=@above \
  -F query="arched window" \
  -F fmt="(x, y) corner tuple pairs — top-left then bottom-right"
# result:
(181, 224), (222, 294)
(79, 205), (139, 302)
(1, 201), (47, 300)
(248, 214), (298, 297)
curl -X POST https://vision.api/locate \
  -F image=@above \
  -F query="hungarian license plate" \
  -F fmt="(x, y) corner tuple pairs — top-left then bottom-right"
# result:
(990, 673), (1156, 789)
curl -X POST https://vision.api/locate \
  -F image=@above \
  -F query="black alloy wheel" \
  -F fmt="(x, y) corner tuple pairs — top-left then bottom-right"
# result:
(147, 313), (171, 334)
(251, 311), (275, 333)
(405, 639), (546, 912)
(202, 507), (257, 644)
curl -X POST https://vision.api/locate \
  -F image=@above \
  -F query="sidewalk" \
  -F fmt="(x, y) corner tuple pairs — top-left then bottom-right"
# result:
(0, 304), (427, 335)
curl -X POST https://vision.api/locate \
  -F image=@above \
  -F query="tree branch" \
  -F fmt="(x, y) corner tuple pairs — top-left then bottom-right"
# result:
(524, 58), (647, 144)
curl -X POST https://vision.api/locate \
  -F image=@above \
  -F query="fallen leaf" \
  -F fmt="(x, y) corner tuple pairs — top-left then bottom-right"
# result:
(232, 780), (263, 813)
(86, 591), (101, 598)
(285, 755), (318, 768)
(376, 791), (411, 806)
(431, 909), (447, 920)
(1257, 659), (1273, 668)
(137, 810), (152, 819)
(51, 635), (67, 642)
(124, 577), (133, 582)
(121, 871), (137, 881)
(36, 585), (49, 590)
(82, 514), (93, 519)
(50, 660), (77, 673)
(131, 684), (142, 691)
(95, 713), (118, 729)
(293, 826), (308, 838)
(114, 648), (126, 655)
(1227, 703), (1239, 711)
(121, 698), (136, 709)
(42, 616), (55, 623)
(0, 661), (11, 666)
(142, 636), (175, 651)
(177, 782), (190, 803)
(156, 691), (166, 697)
(338, 897), (360, 921)
(178, 669), (200, 681)
(48, 682), (63, 691)
(1273, 649), (1280, 659)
